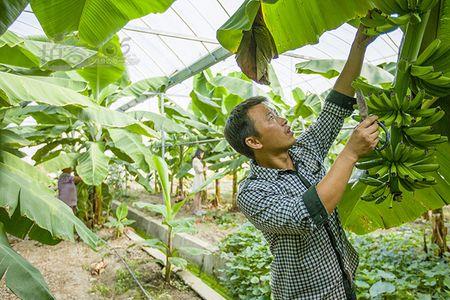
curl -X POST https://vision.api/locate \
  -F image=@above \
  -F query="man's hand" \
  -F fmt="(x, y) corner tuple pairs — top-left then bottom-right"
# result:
(352, 24), (377, 51)
(316, 115), (380, 213)
(343, 115), (380, 162)
(334, 24), (378, 97)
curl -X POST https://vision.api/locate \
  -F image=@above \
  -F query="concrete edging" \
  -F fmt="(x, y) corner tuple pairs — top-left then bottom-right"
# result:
(112, 200), (226, 279)
(125, 230), (226, 300)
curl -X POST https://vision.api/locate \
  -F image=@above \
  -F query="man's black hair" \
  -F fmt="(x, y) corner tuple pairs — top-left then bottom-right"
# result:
(224, 96), (267, 160)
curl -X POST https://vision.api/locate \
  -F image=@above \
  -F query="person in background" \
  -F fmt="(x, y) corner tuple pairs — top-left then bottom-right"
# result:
(191, 149), (206, 216)
(58, 167), (81, 214)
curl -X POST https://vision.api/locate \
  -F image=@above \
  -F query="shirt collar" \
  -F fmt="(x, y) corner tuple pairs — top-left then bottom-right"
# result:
(248, 149), (299, 181)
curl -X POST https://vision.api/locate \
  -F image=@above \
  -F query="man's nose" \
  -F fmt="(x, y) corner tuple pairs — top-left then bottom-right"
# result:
(277, 116), (287, 125)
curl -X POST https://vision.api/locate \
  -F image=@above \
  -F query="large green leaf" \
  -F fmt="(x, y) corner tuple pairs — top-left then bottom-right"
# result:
(107, 128), (152, 172)
(76, 142), (109, 186)
(0, 71), (94, 107)
(0, 128), (31, 148)
(0, 160), (100, 248)
(339, 180), (449, 234)
(76, 35), (126, 96)
(0, 0), (28, 35)
(0, 223), (54, 300)
(115, 76), (168, 99)
(437, 0), (450, 47)
(151, 155), (171, 219)
(296, 59), (394, 85)
(0, 31), (97, 71)
(1, 150), (51, 185)
(36, 152), (79, 173)
(30, 0), (175, 47)
(75, 105), (158, 137)
(217, 0), (373, 82)
(128, 111), (188, 133)
(27, 76), (88, 93)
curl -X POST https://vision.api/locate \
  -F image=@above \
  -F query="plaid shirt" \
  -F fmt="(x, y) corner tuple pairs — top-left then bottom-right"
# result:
(237, 90), (359, 299)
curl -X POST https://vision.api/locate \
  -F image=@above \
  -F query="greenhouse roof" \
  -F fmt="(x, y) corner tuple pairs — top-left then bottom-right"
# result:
(11, 0), (402, 111)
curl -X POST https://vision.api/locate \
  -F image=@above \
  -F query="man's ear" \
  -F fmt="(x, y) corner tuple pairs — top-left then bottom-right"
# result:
(245, 136), (263, 151)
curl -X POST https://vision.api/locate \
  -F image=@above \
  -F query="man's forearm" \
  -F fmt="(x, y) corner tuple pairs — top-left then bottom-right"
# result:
(316, 149), (357, 213)
(334, 43), (366, 98)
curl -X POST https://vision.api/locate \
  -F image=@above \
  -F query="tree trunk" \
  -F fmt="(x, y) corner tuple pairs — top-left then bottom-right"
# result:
(177, 145), (184, 197)
(93, 184), (103, 225)
(178, 177), (184, 197)
(231, 171), (238, 211)
(154, 171), (159, 193)
(164, 226), (173, 282)
(212, 179), (221, 207)
(431, 208), (449, 256)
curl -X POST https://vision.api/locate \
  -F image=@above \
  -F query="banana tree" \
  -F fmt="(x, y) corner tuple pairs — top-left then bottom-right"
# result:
(218, 0), (450, 235)
(0, 109), (101, 299)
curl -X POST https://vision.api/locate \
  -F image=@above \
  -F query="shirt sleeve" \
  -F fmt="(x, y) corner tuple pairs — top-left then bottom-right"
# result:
(297, 89), (356, 161)
(237, 183), (329, 235)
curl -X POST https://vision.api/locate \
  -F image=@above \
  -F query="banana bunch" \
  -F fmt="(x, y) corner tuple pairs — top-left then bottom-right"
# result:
(360, 9), (414, 36)
(365, 90), (412, 126)
(374, 0), (440, 14)
(356, 143), (439, 205)
(364, 89), (447, 147)
(410, 39), (450, 97)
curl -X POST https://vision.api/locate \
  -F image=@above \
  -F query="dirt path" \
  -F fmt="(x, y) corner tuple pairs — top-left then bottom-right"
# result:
(1, 230), (201, 300)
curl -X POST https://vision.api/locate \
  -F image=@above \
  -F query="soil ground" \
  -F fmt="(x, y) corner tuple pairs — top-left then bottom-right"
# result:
(0, 229), (201, 300)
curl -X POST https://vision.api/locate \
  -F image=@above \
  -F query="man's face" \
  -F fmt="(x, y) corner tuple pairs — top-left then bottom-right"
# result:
(246, 103), (296, 154)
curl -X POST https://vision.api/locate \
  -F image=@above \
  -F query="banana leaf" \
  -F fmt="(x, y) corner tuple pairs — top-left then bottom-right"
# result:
(76, 142), (109, 186)
(0, 223), (54, 300)
(0, 159), (101, 248)
(0, 31), (97, 71)
(217, 0), (373, 83)
(338, 180), (450, 234)
(36, 152), (79, 173)
(30, 0), (175, 47)
(107, 128), (152, 172)
(127, 111), (189, 133)
(296, 59), (394, 85)
(0, 0), (28, 35)
(76, 35), (126, 96)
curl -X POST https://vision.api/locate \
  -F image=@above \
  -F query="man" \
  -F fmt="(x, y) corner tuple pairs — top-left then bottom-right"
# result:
(224, 26), (379, 299)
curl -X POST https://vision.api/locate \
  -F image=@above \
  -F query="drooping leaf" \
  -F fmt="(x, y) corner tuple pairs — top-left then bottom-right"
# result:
(107, 128), (151, 172)
(30, 0), (175, 47)
(217, 0), (373, 82)
(0, 71), (94, 107)
(0, 161), (101, 248)
(0, 223), (54, 300)
(235, 6), (278, 84)
(76, 142), (109, 186)
(1, 151), (51, 186)
(339, 181), (449, 234)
